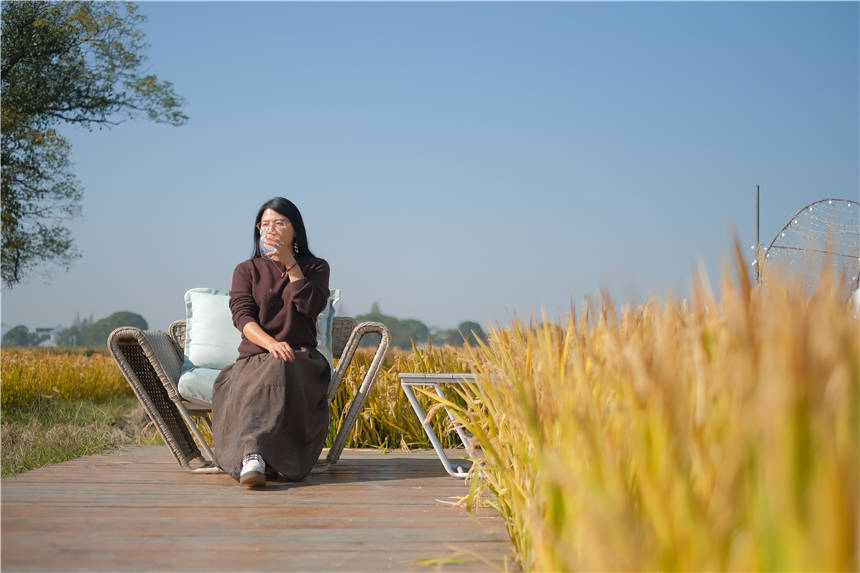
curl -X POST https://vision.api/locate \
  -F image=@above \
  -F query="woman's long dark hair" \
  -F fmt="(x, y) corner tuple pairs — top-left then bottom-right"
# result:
(251, 197), (315, 259)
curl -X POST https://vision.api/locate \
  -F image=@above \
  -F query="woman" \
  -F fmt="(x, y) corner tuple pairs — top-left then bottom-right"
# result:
(212, 197), (331, 487)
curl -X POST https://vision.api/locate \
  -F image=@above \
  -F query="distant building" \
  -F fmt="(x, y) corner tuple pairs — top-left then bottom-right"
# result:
(35, 325), (65, 347)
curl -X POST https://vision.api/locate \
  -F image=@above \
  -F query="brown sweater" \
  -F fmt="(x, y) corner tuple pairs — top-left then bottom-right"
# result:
(229, 255), (330, 360)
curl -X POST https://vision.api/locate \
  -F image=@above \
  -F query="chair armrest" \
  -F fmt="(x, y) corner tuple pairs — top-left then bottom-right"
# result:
(168, 320), (186, 353)
(107, 327), (204, 468)
(109, 327), (183, 394)
(325, 321), (391, 464)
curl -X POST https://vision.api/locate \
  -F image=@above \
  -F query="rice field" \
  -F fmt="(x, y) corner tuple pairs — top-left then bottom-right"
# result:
(327, 343), (474, 449)
(0, 345), (471, 476)
(1, 348), (144, 476)
(1, 348), (132, 410)
(439, 250), (859, 571)
(3, 250), (857, 570)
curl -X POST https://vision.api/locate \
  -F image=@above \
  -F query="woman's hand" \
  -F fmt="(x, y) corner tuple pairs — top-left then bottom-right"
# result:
(266, 339), (295, 362)
(242, 321), (295, 362)
(261, 231), (285, 259)
(261, 225), (297, 267)
(262, 228), (304, 280)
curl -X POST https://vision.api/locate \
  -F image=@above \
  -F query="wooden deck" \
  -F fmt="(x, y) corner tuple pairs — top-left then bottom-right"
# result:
(2, 446), (514, 572)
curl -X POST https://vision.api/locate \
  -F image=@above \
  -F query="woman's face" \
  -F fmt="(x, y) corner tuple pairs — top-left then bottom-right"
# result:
(258, 208), (295, 246)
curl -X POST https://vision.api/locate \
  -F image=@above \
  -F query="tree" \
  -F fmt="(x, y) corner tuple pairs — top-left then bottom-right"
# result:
(58, 311), (147, 347)
(2, 324), (47, 347)
(1, 1), (187, 286)
(81, 311), (148, 347)
(430, 321), (487, 347)
(356, 303), (430, 350)
(56, 324), (81, 347)
(396, 319), (430, 349)
(455, 321), (486, 346)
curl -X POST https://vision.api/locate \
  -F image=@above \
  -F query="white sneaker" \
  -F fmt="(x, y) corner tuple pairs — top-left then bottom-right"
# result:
(240, 454), (266, 487)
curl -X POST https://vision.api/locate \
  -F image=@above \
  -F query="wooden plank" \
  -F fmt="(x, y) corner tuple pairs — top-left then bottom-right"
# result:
(2, 446), (515, 572)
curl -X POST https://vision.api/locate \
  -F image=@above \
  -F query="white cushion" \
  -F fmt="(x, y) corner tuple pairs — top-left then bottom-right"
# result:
(182, 288), (241, 370)
(178, 288), (241, 404)
(178, 287), (339, 406)
(177, 367), (221, 405)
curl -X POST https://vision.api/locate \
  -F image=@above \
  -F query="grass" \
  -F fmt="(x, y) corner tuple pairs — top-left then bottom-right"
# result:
(1, 395), (150, 477)
(1, 348), (156, 477)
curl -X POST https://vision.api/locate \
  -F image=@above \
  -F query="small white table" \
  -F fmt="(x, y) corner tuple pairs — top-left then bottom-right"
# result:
(398, 372), (477, 478)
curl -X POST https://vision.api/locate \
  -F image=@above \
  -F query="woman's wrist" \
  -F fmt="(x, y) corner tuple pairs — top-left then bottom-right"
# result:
(242, 322), (276, 350)
(278, 251), (296, 267)
(281, 255), (303, 278)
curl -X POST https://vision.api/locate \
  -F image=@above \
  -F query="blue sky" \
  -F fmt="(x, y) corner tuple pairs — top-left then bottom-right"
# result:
(2, 1), (858, 333)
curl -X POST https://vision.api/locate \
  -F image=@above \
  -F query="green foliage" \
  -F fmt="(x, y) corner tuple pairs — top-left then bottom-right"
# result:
(58, 311), (148, 348)
(1, 1), (187, 286)
(1, 324), (47, 347)
(432, 321), (487, 346)
(1, 395), (143, 477)
(356, 303), (430, 349)
(356, 302), (486, 350)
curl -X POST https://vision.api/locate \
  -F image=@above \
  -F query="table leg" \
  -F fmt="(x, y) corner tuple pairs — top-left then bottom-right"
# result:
(430, 383), (477, 456)
(401, 384), (471, 478)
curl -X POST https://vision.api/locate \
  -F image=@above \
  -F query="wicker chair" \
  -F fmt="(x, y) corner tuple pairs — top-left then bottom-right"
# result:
(107, 317), (390, 473)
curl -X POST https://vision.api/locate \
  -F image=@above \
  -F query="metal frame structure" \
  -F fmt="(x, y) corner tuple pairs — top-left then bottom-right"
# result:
(761, 197), (860, 292)
(398, 372), (478, 478)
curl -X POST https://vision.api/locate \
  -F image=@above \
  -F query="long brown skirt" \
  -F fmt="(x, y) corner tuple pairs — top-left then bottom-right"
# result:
(211, 348), (331, 482)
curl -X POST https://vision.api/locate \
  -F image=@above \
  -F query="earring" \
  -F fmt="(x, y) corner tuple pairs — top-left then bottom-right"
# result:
(293, 241), (299, 254)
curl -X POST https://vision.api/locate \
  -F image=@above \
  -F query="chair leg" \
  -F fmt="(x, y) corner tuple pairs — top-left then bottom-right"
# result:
(172, 400), (219, 468)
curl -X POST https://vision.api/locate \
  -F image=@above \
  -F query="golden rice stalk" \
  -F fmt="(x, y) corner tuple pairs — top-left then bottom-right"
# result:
(438, 247), (858, 571)
(1, 349), (131, 410)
